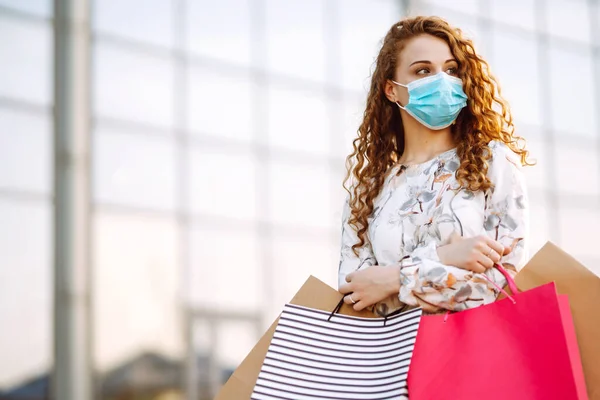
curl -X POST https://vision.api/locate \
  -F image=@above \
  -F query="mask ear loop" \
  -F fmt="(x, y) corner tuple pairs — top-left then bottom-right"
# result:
(391, 80), (408, 110)
(395, 101), (407, 110)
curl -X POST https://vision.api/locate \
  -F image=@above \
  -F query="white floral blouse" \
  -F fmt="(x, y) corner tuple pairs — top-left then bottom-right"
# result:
(338, 141), (529, 315)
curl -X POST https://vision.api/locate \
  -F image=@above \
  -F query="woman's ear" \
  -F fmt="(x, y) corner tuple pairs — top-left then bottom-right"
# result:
(384, 80), (397, 103)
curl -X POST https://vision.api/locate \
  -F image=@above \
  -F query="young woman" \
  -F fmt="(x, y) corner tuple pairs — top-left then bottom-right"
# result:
(338, 16), (531, 316)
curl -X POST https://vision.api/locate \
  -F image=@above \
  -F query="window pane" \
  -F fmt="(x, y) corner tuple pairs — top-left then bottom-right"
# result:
(338, 0), (399, 92)
(186, 0), (251, 67)
(0, 0), (52, 17)
(268, 161), (332, 229)
(267, 85), (329, 155)
(0, 108), (51, 194)
(492, 29), (541, 126)
(187, 67), (255, 141)
(94, 43), (174, 127)
(0, 199), (51, 388)
(522, 138), (550, 191)
(527, 189), (551, 256)
(93, 212), (182, 370)
(93, 0), (174, 48)
(0, 16), (51, 104)
(188, 147), (257, 221)
(549, 45), (596, 137)
(338, 96), (365, 159)
(558, 207), (599, 260)
(545, 0), (590, 43)
(490, 0), (535, 31)
(421, 0), (481, 16)
(555, 141), (599, 197)
(268, 234), (338, 322)
(266, 0), (326, 82)
(215, 321), (261, 370)
(188, 225), (262, 312)
(93, 128), (177, 211)
(574, 256), (600, 278)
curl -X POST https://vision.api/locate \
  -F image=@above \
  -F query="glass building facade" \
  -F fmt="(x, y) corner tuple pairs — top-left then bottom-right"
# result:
(0, 0), (598, 398)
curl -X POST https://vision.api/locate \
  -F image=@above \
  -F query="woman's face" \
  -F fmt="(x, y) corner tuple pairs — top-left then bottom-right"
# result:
(386, 34), (459, 107)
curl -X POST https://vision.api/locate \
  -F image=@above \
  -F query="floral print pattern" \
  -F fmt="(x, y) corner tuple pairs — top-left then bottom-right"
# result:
(338, 141), (529, 315)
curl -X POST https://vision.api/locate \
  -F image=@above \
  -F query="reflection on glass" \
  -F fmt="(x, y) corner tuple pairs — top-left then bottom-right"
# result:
(216, 321), (261, 369)
(186, 0), (252, 66)
(268, 160), (332, 229)
(0, 108), (51, 194)
(267, 84), (329, 155)
(490, 0), (535, 31)
(94, 43), (175, 127)
(187, 67), (255, 141)
(559, 208), (599, 259)
(188, 148), (257, 220)
(93, 127), (177, 211)
(491, 29), (541, 126)
(339, 96), (365, 158)
(549, 44), (596, 137)
(0, 0), (51, 17)
(93, 212), (182, 372)
(268, 234), (337, 323)
(0, 199), (51, 390)
(266, 0), (326, 82)
(521, 138), (548, 191)
(0, 15), (51, 104)
(526, 190), (550, 255)
(188, 225), (262, 311)
(337, 0), (399, 91)
(421, 0), (480, 16)
(545, 0), (590, 43)
(555, 143), (599, 197)
(93, 0), (174, 48)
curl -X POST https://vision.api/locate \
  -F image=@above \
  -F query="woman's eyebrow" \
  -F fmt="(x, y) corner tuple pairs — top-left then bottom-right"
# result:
(409, 58), (457, 67)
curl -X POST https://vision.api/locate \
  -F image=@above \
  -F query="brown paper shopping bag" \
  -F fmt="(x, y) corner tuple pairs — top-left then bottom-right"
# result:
(504, 242), (600, 400)
(214, 276), (377, 400)
(217, 242), (600, 399)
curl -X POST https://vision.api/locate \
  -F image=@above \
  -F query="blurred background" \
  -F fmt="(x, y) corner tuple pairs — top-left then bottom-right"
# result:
(1, 0), (599, 399)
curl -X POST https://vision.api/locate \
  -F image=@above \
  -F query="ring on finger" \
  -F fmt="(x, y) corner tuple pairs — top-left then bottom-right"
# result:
(349, 294), (356, 304)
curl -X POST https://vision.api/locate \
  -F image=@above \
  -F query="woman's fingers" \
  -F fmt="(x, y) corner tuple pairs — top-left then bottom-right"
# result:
(343, 293), (359, 306)
(483, 236), (505, 257)
(476, 253), (493, 270)
(339, 283), (352, 295)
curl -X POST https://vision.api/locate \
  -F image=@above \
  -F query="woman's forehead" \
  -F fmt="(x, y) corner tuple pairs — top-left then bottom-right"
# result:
(400, 35), (454, 64)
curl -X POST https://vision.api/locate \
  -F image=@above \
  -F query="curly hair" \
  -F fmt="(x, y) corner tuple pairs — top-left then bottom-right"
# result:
(343, 16), (531, 257)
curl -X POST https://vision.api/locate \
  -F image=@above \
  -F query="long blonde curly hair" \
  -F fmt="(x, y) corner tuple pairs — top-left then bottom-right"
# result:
(344, 16), (531, 256)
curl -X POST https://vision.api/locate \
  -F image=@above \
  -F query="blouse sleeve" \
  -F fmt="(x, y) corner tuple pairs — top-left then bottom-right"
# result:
(396, 143), (529, 312)
(338, 193), (377, 289)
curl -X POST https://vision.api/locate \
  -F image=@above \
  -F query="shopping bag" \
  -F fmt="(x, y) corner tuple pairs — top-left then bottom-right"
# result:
(508, 242), (600, 399)
(250, 303), (422, 399)
(407, 265), (588, 400)
(215, 276), (380, 400)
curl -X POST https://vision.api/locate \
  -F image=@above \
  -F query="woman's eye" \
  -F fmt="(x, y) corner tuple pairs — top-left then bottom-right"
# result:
(447, 67), (458, 75)
(416, 68), (430, 75)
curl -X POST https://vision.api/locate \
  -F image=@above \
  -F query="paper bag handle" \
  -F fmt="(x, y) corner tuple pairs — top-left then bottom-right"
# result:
(495, 263), (520, 295)
(327, 294), (403, 326)
(480, 263), (519, 304)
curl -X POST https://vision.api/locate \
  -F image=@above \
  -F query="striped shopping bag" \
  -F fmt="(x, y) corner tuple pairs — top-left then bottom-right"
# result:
(251, 303), (422, 400)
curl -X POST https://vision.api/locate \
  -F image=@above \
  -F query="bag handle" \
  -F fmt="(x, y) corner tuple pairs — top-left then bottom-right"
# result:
(327, 294), (404, 326)
(331, 264), (519, 323)
(480, 263), (519, 304)
(495, 263), (519, 294)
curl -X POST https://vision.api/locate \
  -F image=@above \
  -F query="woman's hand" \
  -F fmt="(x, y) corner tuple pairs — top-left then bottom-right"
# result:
(436, 233), (511, 273)
(339, 265), (401, 311)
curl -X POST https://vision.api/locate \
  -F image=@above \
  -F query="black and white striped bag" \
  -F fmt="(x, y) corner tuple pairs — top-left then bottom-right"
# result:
(251, 303), (422, 400)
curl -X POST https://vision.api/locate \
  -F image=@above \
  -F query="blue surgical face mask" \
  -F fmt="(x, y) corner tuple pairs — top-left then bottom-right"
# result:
(392, 72), (468, 130)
